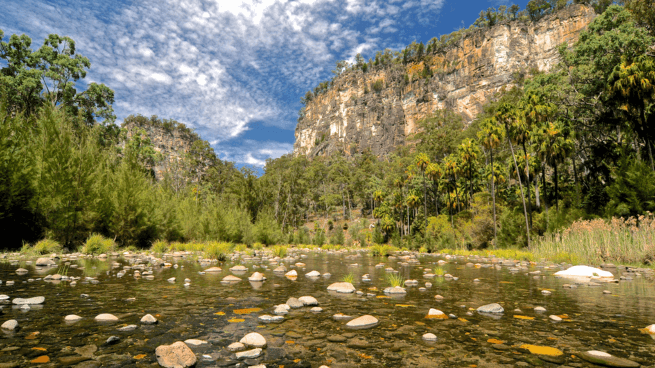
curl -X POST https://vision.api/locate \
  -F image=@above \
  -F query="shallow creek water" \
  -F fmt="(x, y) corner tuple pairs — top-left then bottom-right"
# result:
(0, 251), (654, 368)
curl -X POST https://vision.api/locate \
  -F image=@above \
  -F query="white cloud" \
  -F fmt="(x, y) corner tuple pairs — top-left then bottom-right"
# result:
(1, 0), (446, 165)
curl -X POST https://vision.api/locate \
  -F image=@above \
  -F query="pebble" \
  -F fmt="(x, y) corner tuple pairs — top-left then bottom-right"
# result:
(184, 339), (208, 346)
(95, 313), (119, 322)
(305, 270), (321, 277)
(65, 315), (83, 322)
(534, 306), (546, 312)
(549, 315), (562, 322)
(299, 296), (318, 306)
(141, 314), (158, 324)
(240, 332), (266, 348)
(477, 303), (504, 314)
(235, 348), (262, 359)
(227, 342), (245, 352)
(346, 315), (379, 329)
(1, 319), (17, 330)
(12, 296), (45, 305)
(258, 315), (284, 323)
(117, 325), (137, 332)
(578, 350), (639, 367)
(422, 333), (437, 342)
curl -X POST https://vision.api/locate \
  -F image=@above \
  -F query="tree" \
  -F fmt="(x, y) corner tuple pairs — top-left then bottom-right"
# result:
(415, 153), (430, 232)
(496, 102), (531, 246)
(458, 139), (481, 209)
(478, 117), (504, 247)
(534, 120), (574, 211)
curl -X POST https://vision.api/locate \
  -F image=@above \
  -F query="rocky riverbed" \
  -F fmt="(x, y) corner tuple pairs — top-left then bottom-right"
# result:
(0, 250), (653, 367)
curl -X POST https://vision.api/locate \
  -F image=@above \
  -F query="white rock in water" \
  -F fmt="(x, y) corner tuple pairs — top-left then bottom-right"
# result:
(230, 265), (247, 272)
(258, 314), (284, 323)
(285, 270), (297, 277)
(95, 313), (119, 322)
(35, 258), (56, 266)
(298, 296), (318, 306)
(477, 303), (504, 314)
(141, 314), (158, 324)
(383, 286), (407, 294)
(155, 341), (197, 368)
(422, 333), (438, 342)
(65, 314), (83, 322)
(12, 296), (45, 305)
(426, 308), (448, 319)
(346, 315), (379, 329)
(554, 265), (614, 278)
(235, 348), (262, 359)
(645, 324), (655, 334)
(248, 272), (266, 282)
(549, 315), (562, 322)
(310, 307), (323, 313)
(1, 319), (17, 330)
(227, 342), (245, 351)
(184, 339), (208, 346)
(534, 306), (547, 312)
(0, 295), (8, 300)
(167, 277), (176, 283)
(204, 267), (222, 273)
(221, 275), (241, 283)
(240, 332), (266, 348)
(327, 282), (355, 293)
(305, 270), (321, 277)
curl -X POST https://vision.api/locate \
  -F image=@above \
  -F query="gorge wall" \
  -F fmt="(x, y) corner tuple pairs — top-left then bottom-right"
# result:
(294, 4), (596, 158)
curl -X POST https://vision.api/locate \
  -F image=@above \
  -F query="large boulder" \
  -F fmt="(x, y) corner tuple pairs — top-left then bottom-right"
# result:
(554, 266), (614, 278)
(155, 341), (197, 368)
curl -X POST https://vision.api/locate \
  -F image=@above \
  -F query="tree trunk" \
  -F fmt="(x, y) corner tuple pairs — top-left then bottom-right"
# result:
(522, 142), (532, 228)
(422, 172), (427, 232)
(542, 164), (549, 231)
(490, 149), (498, 248)
(509, 139), (531, 247)
(554, 163), (559, 212)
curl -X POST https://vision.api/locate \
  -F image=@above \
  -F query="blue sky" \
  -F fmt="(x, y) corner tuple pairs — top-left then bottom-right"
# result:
(2, 0), (530, 168)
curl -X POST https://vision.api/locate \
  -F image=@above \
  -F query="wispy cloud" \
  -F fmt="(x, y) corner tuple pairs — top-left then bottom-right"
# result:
(2, 0), (446, 166)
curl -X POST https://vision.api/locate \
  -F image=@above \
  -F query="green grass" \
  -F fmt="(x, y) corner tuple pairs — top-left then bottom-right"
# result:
(341, 272), (355, 284)
(205, 242), (233, 262)
(81, 234), (115, 255)
(370, 244), (395, 257)
(233, 243), (247, 252)
(385, 273), (405, 288)
(151, 240), (169, 254)
(530, 217), (655, 266)
(21, 239), (63, 256)
(433, 266), (445, 276)
(272, 245), (288, 258)
(439, 248), (535, 262)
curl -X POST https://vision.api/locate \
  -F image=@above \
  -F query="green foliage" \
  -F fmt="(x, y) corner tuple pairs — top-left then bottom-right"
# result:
(272, 245), (288, 258)
(605, 157), (655, 217)
(81, 234), (115, 254)
(370, 244), (394, 257)
(372, 79), (384, 93)
(385, 272), (405, 287)
(341, 272), (355, 284)
(205, 241), (232, 262)
(433, 266), (445, 276)
(151, 240), (169, 254)
(254, 210), (283, 246)
(22, 239), (62, 256)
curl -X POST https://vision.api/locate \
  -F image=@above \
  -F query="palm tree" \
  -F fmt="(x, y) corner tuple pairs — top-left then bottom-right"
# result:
(496, 102), (531, 247)
(415, 153), (430, 232)
(393, 177), (406, 237)
(426, 162), (442, 216)
(458, 139), (481, 209)
(478, 117), (504, 248)
(443, 155), (462, 213)
(534, 120), (574, 211)
(406, 193), (421, 235)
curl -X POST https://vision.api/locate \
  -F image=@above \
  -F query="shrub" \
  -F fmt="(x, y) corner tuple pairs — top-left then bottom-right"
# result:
(206, 242), (232, 262)
(22, 239), (63, 256)
(151, 240), (169, 254)
(272, 245), (287, 258)
(385, 273), (405, 287)
(433, 266), (445, 276)
(372, 79), (384, 92)
(81, 234), (115, 255)
(370, 244), (394, 257)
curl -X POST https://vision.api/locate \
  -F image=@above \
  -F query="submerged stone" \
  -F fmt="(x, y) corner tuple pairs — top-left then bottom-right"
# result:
(346, 315), (379, 329)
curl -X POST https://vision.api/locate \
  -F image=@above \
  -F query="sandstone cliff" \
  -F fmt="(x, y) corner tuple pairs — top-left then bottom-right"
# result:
(122, 117), (202, 181)
(294, 4), (596, 158)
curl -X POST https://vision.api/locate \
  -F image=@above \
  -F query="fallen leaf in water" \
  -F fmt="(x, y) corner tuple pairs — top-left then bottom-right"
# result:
(134, 354), (146, 360)
(514, 315), (535, 320)
(487, 339), (505, 344)
(227, 318), (245, 323)
(520, 344), (563, 356)
(233, 308), (262, 314)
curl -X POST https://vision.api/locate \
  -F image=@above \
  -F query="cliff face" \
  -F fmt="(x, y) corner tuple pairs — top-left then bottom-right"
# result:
(122, 121), (199, 181)
(294, 5), (596, 158)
